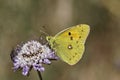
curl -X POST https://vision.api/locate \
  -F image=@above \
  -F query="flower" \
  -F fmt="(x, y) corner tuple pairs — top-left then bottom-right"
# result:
(10, 40), (58, 76)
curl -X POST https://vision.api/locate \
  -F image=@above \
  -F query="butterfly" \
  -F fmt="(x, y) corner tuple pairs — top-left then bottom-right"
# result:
(46, 24), (90, 65)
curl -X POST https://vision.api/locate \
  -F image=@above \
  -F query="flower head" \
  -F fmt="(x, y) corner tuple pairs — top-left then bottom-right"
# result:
(10, 40), (58, 76)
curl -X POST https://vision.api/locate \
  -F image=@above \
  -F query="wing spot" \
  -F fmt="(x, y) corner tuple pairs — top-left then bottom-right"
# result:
(79, 36), (81, 39)
(70, 36), (73, 40)
(76, 41), (78, 43)
(69, 58), (71, 61)
(75, 53), (77, 55)
(68, 32), (71, 36)
(73, 55), (75, 58)
(81, 30), (84, 32)
(68, 44), (73, 50)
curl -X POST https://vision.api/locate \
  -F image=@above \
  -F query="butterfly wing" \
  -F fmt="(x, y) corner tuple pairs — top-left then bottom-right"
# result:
(47, 24), (90, 65)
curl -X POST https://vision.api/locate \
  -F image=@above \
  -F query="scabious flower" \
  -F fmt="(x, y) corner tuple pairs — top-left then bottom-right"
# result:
(10, 40), (58, 76)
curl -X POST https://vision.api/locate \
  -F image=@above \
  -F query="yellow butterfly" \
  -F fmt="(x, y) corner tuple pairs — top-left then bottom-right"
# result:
(46, 24), (90, 65)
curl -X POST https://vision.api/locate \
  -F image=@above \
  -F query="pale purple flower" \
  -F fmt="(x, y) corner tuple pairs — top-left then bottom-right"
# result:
(10, 40), (58, 76)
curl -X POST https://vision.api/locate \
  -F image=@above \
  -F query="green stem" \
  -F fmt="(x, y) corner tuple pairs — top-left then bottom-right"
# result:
(37, 70), (42, 80)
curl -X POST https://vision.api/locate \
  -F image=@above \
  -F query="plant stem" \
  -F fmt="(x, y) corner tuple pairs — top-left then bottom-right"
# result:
(37, 70), (42, 80)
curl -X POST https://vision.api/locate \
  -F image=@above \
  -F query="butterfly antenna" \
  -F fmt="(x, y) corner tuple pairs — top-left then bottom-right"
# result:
(39, 29), (49, 36)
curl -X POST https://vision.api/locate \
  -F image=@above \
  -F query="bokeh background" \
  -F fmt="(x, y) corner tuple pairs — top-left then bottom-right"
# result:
(0, 0), (120, 80)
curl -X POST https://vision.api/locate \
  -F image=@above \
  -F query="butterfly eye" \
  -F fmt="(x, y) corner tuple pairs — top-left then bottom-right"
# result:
(46, 36), (51, 41)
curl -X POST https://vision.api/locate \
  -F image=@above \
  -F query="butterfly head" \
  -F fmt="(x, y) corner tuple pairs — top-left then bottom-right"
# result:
(46, 36), (55, 48)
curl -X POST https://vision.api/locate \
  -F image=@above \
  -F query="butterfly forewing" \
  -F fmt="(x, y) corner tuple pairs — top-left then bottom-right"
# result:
(55, 24), (90, 44)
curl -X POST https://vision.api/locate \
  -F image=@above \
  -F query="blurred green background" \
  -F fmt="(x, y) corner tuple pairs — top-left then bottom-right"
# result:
(0, 0), (120, 80)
